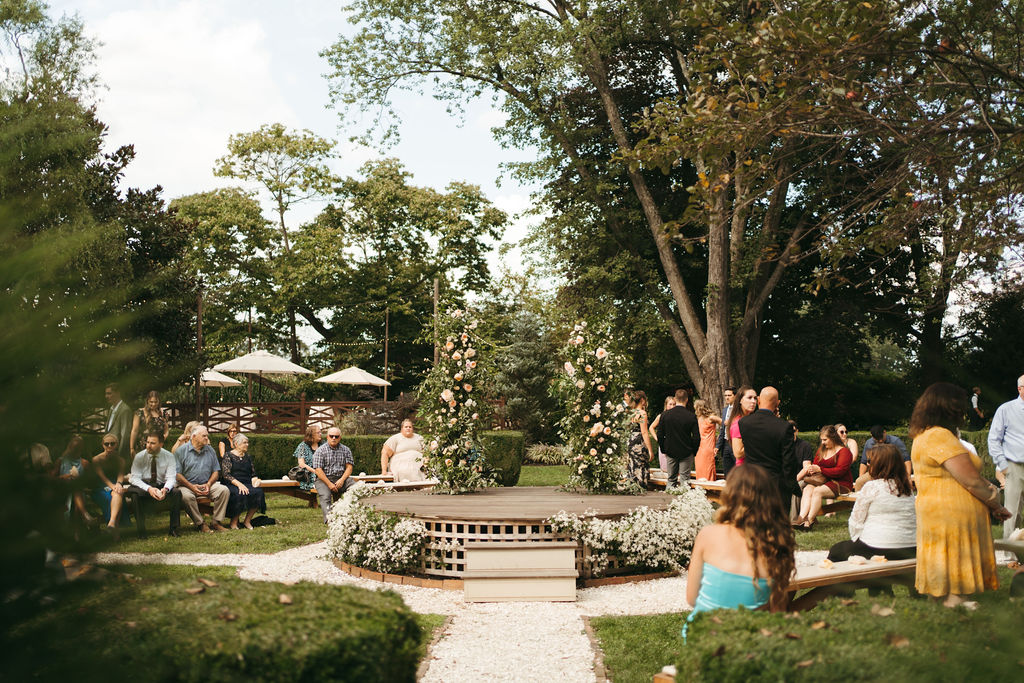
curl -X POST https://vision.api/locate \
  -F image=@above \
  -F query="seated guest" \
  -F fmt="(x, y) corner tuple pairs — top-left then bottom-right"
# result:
(684, 464), (796, 640)
(794, 425), (853, 529)
(221, 433), (266, 530)
(381, 419), (426, 482)
(218, 423), (240, 460)
(170, 420), (201, 454)
(85, 433), (128, 532)
(174, 425), (229, 533)
(127, 431), (182, 536)
(828, 444), (917, 562)
(856, 424), (911, 489)
(835, 423), (859, 462)
(313, 427), (356, 523)
(292, 424), (323, 491)
(54, 435), (91, 524)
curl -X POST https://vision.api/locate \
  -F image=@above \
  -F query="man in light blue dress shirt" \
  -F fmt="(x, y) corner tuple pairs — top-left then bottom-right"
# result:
(988, 374), (1024, 538)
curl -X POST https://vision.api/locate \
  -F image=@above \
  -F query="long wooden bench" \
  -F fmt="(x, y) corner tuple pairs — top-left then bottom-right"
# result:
(784, 558), (917, 611)
(677, 477), (856, 513)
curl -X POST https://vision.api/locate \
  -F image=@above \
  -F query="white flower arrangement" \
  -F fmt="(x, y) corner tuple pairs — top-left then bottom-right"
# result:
(547, 488), (714, 575)
(326, 483), (428, 573)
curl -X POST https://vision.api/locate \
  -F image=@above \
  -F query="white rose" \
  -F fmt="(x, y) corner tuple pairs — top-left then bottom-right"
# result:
(564, 361), (576, 376)
(595, 347), (608, 359)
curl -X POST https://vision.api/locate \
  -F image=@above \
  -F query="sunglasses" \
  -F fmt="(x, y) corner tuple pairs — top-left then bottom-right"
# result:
(327, 434), (341, 439)
(103, 441), (117, 447)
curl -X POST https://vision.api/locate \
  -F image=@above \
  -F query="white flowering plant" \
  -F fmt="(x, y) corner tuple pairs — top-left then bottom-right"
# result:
(547, 487), (714, 575)
(417, 306), (494, 494)
(326, 482), (428, 573)
(553, 321), (630, 494)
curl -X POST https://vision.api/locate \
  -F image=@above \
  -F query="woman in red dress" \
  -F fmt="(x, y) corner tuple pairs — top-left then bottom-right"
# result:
(794, 425), (853, 529)
(693, 399), (723, 480)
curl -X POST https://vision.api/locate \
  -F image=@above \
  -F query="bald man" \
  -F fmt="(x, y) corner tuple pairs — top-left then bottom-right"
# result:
(737, 386), (800, 506)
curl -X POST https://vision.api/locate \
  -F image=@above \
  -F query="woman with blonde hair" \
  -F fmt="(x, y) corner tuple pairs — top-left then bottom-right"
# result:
(171, 420), (200, 453)
(650, 395), (677, 472)
(129, 391), (169, 453)
(795, 425), (853, 529)
(693, 399), (723, 480)
(684, 464), (796, 639)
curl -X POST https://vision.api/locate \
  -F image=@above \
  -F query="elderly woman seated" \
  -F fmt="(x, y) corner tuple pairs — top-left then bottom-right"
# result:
(380, 419), (425, 482)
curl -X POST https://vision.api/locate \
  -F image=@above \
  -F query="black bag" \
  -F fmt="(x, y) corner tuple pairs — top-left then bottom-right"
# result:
(287, 465), (313, 484)
(250, 515), (276, 527)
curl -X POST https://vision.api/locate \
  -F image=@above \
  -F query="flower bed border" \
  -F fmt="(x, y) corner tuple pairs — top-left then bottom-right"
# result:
(333, 558), (675, 590)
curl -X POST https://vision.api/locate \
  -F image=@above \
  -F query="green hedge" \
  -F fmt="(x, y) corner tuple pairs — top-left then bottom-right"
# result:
(795, 429), (995, 479)
(481, 430), (525, 486)
(7, 566), (424, 682)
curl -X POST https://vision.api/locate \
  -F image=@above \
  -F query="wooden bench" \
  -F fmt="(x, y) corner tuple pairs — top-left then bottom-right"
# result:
(784, 558), (917, 611)
(677, 477), (856, 514)
(994, 538), (1024, 563)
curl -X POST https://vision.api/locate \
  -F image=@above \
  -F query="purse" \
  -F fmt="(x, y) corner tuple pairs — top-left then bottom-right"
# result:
(287, 465), (312, 484)
(803, 472), (827, 487)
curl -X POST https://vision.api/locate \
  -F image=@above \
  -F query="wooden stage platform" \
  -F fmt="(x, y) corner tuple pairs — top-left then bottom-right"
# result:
(365, 486), (674, 521)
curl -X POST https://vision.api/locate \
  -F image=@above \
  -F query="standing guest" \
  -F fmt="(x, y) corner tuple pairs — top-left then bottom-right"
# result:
(857, 425), (911, 489)
(221, 434), (266, 530)
(737, 387), (799, 507)
(693, 399), (722, 481)
(381, 419), (426, 482)
(218, 423), (240, 460)
(656, 388), (700, 489)
(171, 420), (201, 454)
(127, 431), (182, 536)
(714, 387), (737, 475)
(828, 444), (917, 562)
(684, 464), (796, 640)
(104, 383), (133, 462)
(649, 396), (676, 472)
(834, 423), (859, 463)
(292, 424), (323, 492)
(173, 425), (229, 533)
(794, 425), (853, 529)
(313, 427), (356, 523)
(912, 382), (1009, 606)
(970, 386), (986, 429)
(727, 386), (758, 466)
(129, 390), (168, 453)
(624, 390), (654, 489)
(85, 433), (127, 530)
(989, 374), (1024, 539)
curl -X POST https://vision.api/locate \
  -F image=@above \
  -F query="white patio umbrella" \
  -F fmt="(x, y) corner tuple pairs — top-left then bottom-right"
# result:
(213, 350), (314, 401)
(314, 366), (391, 386)
(199, 369), (243, 387)
(212, 350), (314, 376)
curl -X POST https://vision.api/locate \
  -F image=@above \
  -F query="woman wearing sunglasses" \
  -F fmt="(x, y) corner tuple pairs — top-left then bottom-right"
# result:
(86, 433), (128, 536)
(834, 423), (859, 463)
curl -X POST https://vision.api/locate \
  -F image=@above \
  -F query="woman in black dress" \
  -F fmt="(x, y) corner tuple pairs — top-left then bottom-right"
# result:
(129, 391), (168, 453)
(221, 434), (266, 529)
(625, 389), (653, 489)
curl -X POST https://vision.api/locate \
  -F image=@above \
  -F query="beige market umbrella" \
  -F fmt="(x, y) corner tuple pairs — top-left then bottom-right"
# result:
(213, 350), (313, 401)
(314, 366), (391, 386)
(199, 369), (243, 387)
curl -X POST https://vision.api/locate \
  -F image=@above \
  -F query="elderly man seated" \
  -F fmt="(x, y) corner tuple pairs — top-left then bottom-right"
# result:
(174, 425), (228, 532)
(312, 427), (356, 523)
(126, 431), (182, 537)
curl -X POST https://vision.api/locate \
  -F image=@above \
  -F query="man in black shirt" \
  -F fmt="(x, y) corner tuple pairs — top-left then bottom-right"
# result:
(737, 387), (800, 506)
(656, 388), (700, 488)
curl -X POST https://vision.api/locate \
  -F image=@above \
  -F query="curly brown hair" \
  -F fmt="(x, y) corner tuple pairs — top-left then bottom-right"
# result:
(714, 464), (797, 611)
(909, 382), (965, 438)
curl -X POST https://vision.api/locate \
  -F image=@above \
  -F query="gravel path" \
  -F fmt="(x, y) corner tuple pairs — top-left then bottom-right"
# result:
(89, 544), (832, 681)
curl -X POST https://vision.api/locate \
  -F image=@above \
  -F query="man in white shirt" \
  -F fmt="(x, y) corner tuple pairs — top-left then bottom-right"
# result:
(127, 432), (182, 537)
(989, 374), (1024, 539)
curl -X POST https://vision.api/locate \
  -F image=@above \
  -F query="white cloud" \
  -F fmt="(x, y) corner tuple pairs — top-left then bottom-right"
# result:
(476, 107), (509, 132)
(90, 1), (296, 198)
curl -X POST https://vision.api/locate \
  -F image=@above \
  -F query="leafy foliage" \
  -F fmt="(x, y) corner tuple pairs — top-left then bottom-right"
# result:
(327, 482), (428, 574)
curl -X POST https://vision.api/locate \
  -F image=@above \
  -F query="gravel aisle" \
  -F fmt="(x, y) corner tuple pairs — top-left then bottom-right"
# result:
(90, 544), (834, 681)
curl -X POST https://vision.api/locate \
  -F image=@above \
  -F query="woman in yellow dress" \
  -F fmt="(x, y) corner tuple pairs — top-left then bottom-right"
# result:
(909, 383), (1010, 607)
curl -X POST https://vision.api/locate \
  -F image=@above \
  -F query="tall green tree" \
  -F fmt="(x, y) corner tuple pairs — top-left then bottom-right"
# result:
(214, 123), (338, 361)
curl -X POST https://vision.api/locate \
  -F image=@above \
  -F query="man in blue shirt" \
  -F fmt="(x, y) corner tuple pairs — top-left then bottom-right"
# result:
(989, 374), (1024, 539)
(860, 425), (911, 479)
(174, 425), (229, 532)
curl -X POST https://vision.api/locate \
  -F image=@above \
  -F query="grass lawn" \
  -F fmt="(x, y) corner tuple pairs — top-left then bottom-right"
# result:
(93, 494), (326, 554)
(517, 464), (570, 487)
(7, 563), (445, 682)
(591, 567), (1023, 683)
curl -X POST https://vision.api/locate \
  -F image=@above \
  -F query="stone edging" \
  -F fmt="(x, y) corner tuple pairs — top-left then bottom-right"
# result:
(333, 558), (675, 590)
(580, 615), (609, 683)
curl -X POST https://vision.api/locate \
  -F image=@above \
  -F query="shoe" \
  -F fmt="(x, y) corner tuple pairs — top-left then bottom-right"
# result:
(169, 528), (181, 538)
(199, 523), (213, 534)
(210, 522), (227, 532)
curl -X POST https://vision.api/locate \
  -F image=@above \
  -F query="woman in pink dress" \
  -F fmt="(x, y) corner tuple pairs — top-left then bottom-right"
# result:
(728, 386), (758, 467)
(693, 399), (723, 480)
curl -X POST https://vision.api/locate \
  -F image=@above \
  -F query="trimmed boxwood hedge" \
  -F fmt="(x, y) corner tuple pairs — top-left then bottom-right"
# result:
(7, 566), (424, 682)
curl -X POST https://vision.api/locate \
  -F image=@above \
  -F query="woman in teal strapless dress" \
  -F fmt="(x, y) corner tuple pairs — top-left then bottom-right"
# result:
(684, 464), (797, 640)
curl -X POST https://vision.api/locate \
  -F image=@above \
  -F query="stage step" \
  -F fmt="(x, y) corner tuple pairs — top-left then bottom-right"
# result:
(463, 541), (578, 602)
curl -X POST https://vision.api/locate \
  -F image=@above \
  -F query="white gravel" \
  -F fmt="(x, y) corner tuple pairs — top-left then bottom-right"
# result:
(88, 544), (840, 681)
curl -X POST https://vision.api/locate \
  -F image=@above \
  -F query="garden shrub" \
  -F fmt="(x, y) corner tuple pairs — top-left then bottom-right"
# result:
(480, 429), (524, 486)
(525, 443), (570, 465)
(7, 568), (425, 682)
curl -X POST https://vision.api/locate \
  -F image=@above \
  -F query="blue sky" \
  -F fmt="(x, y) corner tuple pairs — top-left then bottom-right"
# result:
(50, 0), (540, 251)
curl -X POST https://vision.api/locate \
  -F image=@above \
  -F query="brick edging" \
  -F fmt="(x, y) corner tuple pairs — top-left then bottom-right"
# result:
(333, 558), (675, 590)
